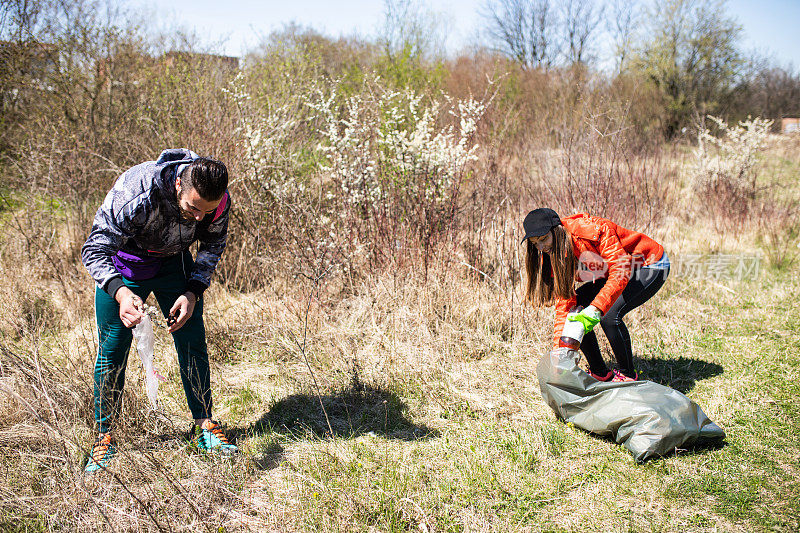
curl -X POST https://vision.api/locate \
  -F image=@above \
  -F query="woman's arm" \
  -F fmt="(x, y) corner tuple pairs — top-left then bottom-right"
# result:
(590, 222), (633, 315)
(552, 295), (577, 347)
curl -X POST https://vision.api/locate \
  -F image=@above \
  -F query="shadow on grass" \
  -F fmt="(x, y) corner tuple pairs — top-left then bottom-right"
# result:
(232, 382), (438, 442)
(669, 437), (728, 459)
(637, 356), (724, 393)
(576, 428), (728, 462)
(249, 440), (285, 471)
(149, 419), (286, 471)
(570, 431), (729, 463)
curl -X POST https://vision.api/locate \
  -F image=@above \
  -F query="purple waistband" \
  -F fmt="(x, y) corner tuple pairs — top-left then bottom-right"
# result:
(112, 250), (163, 281)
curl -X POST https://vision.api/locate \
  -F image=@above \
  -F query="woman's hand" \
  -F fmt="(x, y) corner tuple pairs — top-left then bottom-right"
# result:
(568, 305), (602, 334)
(168, 292), (196, 333)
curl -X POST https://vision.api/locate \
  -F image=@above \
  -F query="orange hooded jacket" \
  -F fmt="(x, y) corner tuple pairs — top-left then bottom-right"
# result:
(552, 213), (664, 346)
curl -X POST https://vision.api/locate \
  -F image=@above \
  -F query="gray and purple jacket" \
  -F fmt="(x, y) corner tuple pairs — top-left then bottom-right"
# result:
(81, 148), (231, 299)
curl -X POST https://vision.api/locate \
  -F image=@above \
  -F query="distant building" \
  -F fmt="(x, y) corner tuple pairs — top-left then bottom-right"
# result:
(93, 50), (239, 91)
(782, 118), (800, 134)
(162, 51), (239, 72)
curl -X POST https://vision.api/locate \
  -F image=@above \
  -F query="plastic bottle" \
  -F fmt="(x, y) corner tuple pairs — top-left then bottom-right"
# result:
(559, 306), (585, 350)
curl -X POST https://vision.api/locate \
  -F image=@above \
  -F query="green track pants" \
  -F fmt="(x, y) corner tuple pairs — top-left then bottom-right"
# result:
(93, 252), (211, 432)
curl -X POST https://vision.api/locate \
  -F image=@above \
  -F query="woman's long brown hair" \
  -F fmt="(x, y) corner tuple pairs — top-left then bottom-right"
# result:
(524, 225), (578, 307)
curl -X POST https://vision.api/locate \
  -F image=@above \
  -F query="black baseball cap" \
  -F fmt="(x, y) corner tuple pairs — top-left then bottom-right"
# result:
(521, 208), (561, 243)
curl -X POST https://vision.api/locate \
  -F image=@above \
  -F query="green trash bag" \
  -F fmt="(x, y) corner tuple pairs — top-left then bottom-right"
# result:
(537, 348), (726, 462)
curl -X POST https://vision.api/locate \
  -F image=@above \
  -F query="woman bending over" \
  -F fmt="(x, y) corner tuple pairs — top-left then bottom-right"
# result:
(522, 208), (670, 382)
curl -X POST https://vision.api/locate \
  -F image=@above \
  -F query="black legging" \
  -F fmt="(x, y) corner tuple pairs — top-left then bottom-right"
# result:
(577, 265), (669, 378)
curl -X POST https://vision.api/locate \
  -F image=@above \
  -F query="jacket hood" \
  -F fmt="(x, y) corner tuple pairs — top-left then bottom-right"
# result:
(154, 148), (198, 193)
(155, 148), (198, 166)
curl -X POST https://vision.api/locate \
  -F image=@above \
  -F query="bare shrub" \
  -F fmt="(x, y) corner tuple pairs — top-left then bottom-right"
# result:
(529, 104), (673, 232)
(692, 115), (773, 231)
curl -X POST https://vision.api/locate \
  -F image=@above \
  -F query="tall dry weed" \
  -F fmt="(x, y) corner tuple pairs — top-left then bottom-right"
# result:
(528, 105), (673, 232)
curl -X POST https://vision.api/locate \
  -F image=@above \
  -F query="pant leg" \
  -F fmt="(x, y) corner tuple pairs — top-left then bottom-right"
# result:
(149, 253), (213, 420)
(599, 266), (670, 376)
(93, 283), (151, 433)
(574, 280), (610, 376)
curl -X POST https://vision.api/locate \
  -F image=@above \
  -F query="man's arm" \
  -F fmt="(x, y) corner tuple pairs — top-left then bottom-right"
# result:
(81, 187), (147, 299)
(186, 193), (231, 299)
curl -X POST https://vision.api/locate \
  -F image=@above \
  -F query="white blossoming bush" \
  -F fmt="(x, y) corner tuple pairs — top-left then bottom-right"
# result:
(224, 70), (349, 287)
(308, 81), (490, 258)
(693, 115), (773, 226)
(308, 89), (382, 207)
(224, 71), (305, 203)
(226, 71), (491, 273)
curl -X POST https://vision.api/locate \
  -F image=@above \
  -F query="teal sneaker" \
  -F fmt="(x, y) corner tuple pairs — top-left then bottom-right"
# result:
(85, 433), (116, 473)
(192, 420), (238, 456)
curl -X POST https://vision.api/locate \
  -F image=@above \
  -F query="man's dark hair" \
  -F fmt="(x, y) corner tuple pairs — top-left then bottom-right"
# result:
(183, 158), (228, 200)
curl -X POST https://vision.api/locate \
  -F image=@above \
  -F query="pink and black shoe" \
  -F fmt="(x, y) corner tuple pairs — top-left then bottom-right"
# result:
(588, 369), (614, 382)
(588, 369), (639, 382)
(610, 369), (639, 382)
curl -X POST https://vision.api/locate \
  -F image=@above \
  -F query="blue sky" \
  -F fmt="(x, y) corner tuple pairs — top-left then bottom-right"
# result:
(727, 0), (800, 67)
(132, 0), (799, 68)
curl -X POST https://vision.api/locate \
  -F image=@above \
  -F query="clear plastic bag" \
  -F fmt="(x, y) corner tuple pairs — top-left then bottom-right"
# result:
(132, 315), (166, 409)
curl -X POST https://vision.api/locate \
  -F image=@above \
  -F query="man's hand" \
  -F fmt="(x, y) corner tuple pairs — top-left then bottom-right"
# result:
(115, 286), (144, 328)
(168, 292), (196, 333)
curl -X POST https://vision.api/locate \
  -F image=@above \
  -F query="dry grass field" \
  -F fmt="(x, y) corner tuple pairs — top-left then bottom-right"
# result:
(1, 135), (799, 532)
(2, 1), (800, 527)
